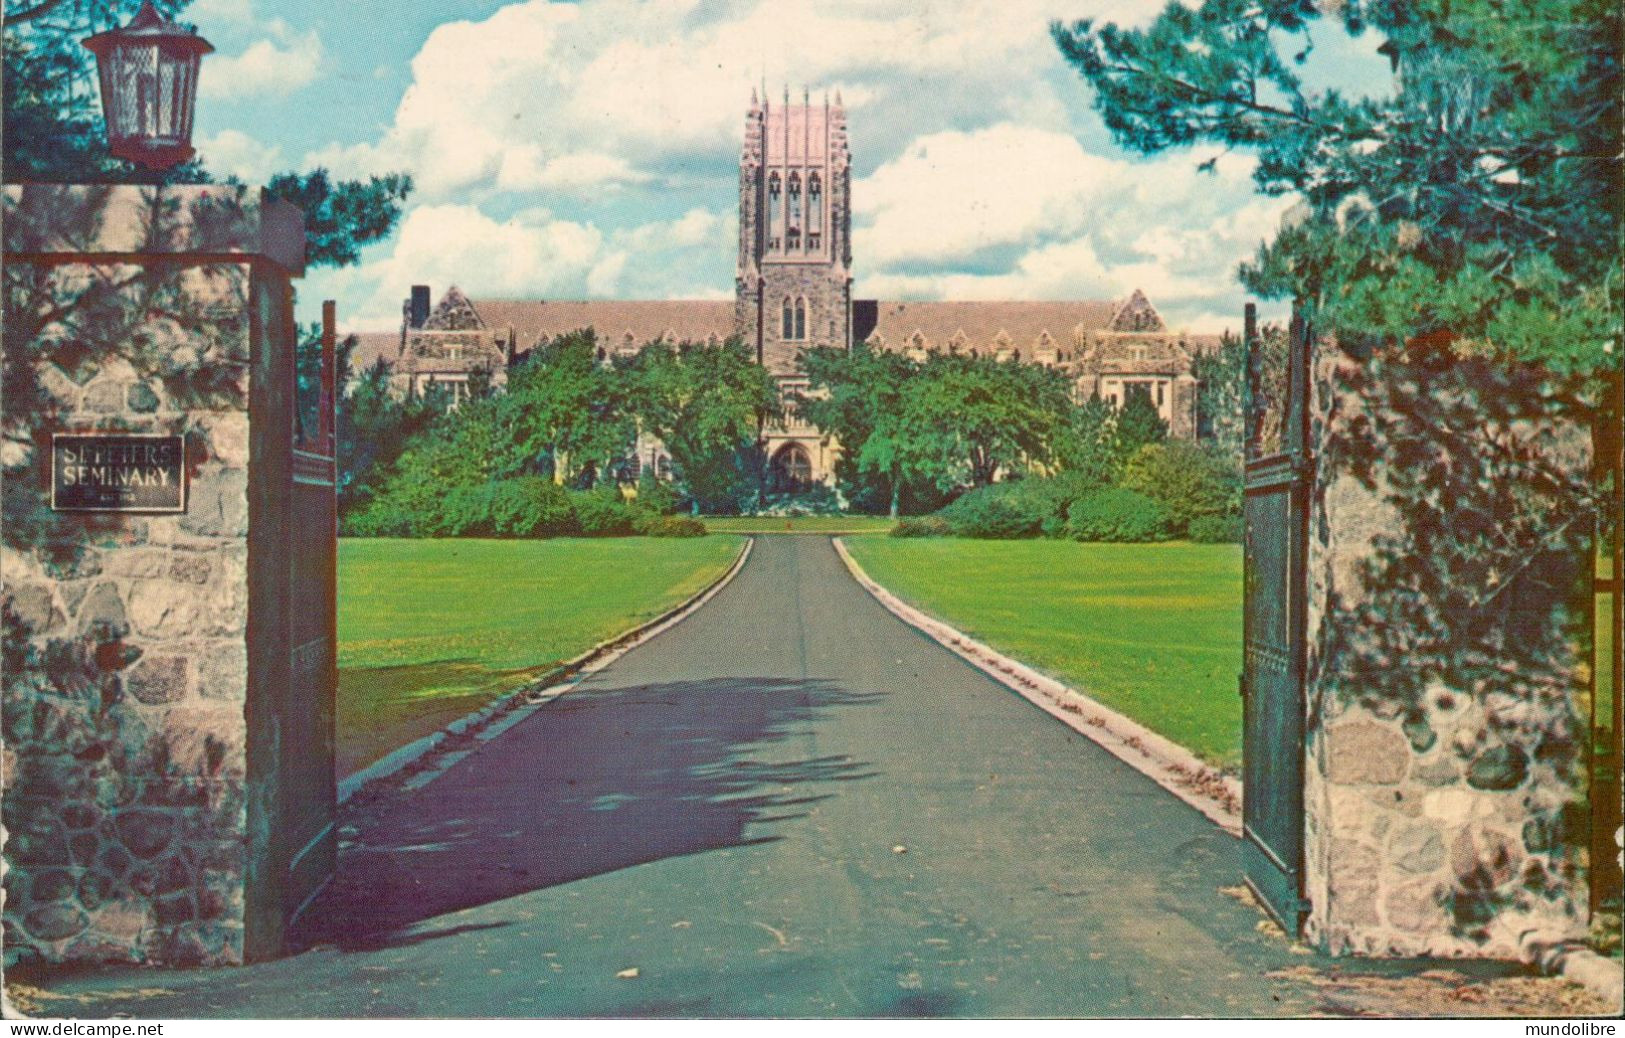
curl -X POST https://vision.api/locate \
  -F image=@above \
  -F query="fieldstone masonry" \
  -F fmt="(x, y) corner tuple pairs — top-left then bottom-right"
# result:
(2, 184), (319, 966)
(1302, 337), (1593, 958)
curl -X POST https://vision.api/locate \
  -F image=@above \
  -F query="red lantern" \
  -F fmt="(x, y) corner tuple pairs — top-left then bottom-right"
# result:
(83, 1), (213, 171)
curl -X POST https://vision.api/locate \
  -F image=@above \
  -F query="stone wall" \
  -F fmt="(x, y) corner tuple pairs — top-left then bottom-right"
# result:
(2, 184), (308, 966)
(1302, 336), (1594, 958)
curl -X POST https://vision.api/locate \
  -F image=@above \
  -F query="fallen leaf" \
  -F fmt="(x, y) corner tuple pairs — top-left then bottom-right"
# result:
(892, 845), (908, 854)
(616, 968), (640, 980)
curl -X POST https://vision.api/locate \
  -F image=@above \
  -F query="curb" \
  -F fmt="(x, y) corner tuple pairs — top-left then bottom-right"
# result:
(832, 536), (1243, 837)
(337, 536), (754, 805)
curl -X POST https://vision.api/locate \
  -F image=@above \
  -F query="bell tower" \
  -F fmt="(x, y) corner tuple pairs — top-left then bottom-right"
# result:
(736, 87), (853, 376)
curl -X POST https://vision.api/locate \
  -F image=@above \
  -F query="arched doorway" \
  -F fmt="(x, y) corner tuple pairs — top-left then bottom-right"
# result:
(770, 442), (814, 493)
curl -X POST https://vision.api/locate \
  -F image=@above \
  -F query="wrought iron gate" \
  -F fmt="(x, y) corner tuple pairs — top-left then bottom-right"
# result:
(283, 299), (339, 932)
(1240, 303), (1312, 934)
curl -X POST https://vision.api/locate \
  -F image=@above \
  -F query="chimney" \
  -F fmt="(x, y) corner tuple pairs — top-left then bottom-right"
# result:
(410, 285), (431, 329)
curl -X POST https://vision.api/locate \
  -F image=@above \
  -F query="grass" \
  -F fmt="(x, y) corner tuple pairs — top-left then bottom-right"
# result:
(336, 536), (743, 775)
(702, 515), (896, 534)
(845, 538), (1244, 769)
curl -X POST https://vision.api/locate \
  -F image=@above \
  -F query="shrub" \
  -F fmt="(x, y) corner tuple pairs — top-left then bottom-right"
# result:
(571, 488), (639, 536)
(634, 514), (707, 538)
(1187, 513), (1243, 544)
(341, 498), (413, 537)
(438, 484), (499, 537)
(758, 483), (845, 516)
(485, 477), (577, 537)
(937, 484), (1044, 538)
(633, 472), (679, 516)
(1120, 441), (1239, 536)
(891, 515), (951, 538)
(1066, 487), (1172, 543)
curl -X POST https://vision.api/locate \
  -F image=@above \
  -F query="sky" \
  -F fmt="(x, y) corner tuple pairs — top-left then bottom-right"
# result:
(184, 0), (1394, 334)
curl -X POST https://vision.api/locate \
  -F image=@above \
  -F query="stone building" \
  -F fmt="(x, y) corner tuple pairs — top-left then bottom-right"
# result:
(351, 91), (1220, 488)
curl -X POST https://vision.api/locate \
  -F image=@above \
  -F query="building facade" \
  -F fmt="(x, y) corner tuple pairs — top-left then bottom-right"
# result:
(350, 92), (1219, 488)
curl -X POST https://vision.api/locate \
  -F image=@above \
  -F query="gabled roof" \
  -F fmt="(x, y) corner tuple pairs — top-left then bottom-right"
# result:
(423, 285), (483, 331)
(863, 299), (1122, 354)
(347, 331), (402, 374)
(470, 299), (736, 351)
(1110, 288), (1164, 332)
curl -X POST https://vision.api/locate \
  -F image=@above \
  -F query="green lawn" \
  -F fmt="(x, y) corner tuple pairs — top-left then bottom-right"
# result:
(703, 515), (896, 534)
(845, 538), (1244, 769)
(337, 536), (743, 775)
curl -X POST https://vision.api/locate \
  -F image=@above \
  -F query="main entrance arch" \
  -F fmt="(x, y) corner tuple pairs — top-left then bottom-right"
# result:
(769, 442), (814, 493)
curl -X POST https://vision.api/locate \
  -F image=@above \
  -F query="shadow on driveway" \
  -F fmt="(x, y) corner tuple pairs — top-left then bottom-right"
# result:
(298, 677), (881, 951)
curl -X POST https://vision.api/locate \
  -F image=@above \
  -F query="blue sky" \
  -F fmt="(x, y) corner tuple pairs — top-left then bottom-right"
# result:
(185, 0), (1393, 333)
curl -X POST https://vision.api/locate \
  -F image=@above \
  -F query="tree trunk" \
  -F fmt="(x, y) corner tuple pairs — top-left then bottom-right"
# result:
(889, 477), (900, 520)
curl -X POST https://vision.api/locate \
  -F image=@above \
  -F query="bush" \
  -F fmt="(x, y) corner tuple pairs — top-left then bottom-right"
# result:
(932, 475), (1105, 539)
(758, 483), (845, 516)
(633, 472), (679, 516)
(571, 488), (640, 536)
(341, 497), (413, 537)
(634, 514), (708, 538)
(484, 478), (578, 537)
(1120, 441), (1239, 536)
(937, 484), (1044, 538)
(438, 484), (500, 537)
(1187, 513), (1243, 544)
(1066, 487), (1172, 543)
(891, 515), (951, 538)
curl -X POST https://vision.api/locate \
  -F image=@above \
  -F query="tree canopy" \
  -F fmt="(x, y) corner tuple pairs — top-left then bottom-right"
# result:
(1053, 0), (1621, 375)
(628, 338), (781, 514)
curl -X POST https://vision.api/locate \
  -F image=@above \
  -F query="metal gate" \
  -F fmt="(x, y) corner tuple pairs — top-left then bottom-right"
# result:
(1240, 303), (1312, 934)
(283, 300), (340, 932)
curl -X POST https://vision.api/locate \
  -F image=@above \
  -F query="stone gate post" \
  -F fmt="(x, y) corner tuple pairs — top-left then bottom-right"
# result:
(1301, 335), (1594, 958)
(2, 184), (333, 966)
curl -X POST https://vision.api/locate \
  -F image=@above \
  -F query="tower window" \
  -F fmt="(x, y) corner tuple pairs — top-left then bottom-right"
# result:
(794, 298), (807, 341)
(788, 172), (802, 227)
(782, 297), (794, 340)
(768, 172), (782, 250)
(808, 172), (822, 238)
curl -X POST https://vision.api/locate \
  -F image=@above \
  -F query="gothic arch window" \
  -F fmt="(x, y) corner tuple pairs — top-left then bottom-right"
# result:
(794, 298), (807, 341)
(782, 297), (794, 340)
(787, 173), (802, 250)
(808, 172), (823, 247)
(768, 172), (782, 250)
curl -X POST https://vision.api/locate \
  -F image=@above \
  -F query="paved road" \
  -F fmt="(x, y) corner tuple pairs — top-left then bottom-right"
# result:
(24, 535), (1329, 1017)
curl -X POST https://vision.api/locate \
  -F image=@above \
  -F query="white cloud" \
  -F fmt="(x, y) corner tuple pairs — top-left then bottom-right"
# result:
(297, 0), (1166, 199)
(298, 0), (1308, 333)
(497, 150), (653, 194)
(189, 0), (257, 25)
(854, 124), (1125, 268)
(851, 124), (1296, 330)
(201, 20), (324, 100)
(195, 128), (283, 184)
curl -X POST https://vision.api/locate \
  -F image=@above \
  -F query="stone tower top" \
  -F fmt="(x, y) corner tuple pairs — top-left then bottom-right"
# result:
(735, 88), (855, 374)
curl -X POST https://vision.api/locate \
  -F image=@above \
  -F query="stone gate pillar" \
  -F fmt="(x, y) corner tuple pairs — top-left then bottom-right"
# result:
(1301, 335), (1594, 958)
(2, 184), (332, 966)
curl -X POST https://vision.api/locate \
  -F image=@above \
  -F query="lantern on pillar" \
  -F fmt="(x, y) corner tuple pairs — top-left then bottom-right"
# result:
(83, 1), (213, 171)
